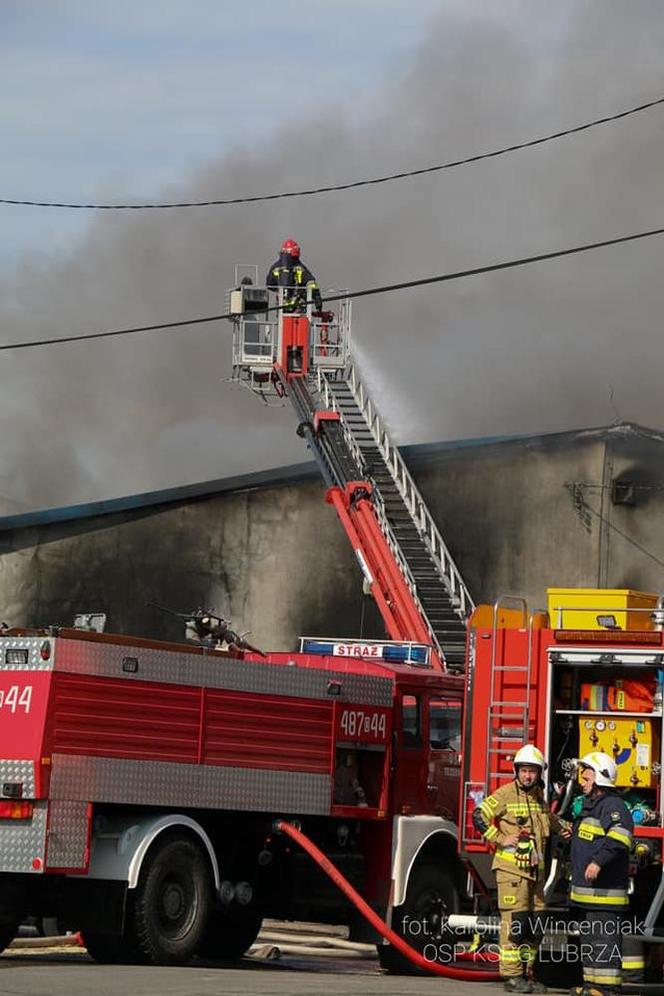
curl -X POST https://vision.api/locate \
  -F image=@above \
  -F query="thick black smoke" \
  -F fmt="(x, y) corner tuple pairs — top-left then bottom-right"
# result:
(2, 0), (664, 512)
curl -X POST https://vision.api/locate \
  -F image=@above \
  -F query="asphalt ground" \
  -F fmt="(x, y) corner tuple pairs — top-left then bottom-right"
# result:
(0, 945), (516, 996)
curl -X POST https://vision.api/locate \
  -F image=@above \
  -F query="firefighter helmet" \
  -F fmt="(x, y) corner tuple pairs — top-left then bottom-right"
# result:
(281, 238), (301, 257)
(578, 751), (616, 788)
(513, 744), (547, 771)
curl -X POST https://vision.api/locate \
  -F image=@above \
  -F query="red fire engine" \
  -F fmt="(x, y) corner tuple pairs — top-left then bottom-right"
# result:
(0, 275), (475, 973)
(0, 626), (467, 967)
(2, 273), (662, 984)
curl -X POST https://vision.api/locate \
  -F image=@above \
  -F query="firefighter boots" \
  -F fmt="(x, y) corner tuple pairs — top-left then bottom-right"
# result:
(503, 979), (533, 993)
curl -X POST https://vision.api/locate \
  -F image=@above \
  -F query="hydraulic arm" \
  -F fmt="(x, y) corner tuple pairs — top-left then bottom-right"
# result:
(229, 280), (473, 671)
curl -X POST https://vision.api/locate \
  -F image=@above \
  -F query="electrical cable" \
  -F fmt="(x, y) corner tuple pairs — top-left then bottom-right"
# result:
(572, 489), (664, 571)
(3, 221), (664, 352)
(572, 480), (664, 493)
(2, 93), (664, 210)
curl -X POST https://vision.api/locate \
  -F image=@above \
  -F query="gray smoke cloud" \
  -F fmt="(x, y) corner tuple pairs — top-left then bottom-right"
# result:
(2, 0), (664, 513)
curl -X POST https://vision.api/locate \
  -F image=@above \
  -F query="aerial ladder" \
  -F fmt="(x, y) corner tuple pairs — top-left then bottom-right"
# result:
(227, 267), (474, 671)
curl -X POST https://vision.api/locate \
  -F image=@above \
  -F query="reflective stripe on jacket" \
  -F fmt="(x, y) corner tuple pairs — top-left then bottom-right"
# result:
(472, 779), (564, 880)
(570, 791), (633, 908)
(265, 254), (322, 310)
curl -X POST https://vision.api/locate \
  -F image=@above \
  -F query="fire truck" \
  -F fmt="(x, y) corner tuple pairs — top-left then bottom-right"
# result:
(458, 590), (664, 986)
(0, 273), (477, 972)
(2, 272), (663, 982)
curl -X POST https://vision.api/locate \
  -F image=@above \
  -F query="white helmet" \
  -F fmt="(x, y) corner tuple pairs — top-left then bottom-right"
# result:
(513, 744), (547, 772)
(579, 752), (616, 788)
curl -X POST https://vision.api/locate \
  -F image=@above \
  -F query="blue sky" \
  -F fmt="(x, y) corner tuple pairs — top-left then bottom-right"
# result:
(0, 0), (444, 266)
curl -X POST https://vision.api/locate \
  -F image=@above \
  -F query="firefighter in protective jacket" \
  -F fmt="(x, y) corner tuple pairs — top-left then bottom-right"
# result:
(568, 752), (634, 996)
(473, 744), (571, 993)
(266, 238), (323, 312)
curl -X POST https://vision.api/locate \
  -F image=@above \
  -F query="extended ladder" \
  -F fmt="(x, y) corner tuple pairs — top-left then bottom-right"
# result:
(228, 275), (474, 670)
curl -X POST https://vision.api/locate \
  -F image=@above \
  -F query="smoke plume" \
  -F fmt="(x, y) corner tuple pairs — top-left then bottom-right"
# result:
(2, 0), (664, 512)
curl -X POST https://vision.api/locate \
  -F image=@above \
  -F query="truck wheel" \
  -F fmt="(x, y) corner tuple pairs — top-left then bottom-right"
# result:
(377, 862), (458, 975)
(130, 834), (212, 966)
(197, 907), (263, 960)
(0, 923), (17, 954)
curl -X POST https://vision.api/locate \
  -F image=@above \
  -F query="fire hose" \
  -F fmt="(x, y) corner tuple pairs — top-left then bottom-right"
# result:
(274, 820), (497, 980)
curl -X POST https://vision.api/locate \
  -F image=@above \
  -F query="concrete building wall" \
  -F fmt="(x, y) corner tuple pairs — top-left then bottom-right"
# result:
(415, 429), (606, 613)
(593, 427), (664, 591)
(0, 479), (383, 650)
(1, 424), (663, 649)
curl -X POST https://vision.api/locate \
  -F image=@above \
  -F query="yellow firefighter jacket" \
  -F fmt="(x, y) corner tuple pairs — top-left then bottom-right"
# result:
(473, 779), (567, 880)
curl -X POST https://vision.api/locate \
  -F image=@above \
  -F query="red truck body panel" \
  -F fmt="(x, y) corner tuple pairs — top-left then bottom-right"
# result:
(460, 622), (664, 858)
(0, 629), (463, 883)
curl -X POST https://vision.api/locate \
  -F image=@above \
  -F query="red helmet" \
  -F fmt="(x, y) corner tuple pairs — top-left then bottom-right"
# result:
(281, 238), (301, 257)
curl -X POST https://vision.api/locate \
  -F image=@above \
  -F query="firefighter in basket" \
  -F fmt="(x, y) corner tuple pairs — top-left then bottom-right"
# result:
(473, 744), (572, 994)
(266, 238), (323, 313)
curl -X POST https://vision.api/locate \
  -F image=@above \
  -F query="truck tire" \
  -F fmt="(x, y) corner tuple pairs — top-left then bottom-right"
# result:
(377, 862), (458, 975)
(130, 834), (212, 966)
(197, 907), (263, 960)
(0, 923), (17, 954)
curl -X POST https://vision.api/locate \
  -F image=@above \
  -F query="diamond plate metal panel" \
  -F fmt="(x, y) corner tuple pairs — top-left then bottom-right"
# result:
(55, 638), (393, 706)
(0, 800), (47, 873)
(50, 754), (331, 815)
(0, 638), (54, 671)
(0, 760), (35, 798)
(46, 800), (90, 869)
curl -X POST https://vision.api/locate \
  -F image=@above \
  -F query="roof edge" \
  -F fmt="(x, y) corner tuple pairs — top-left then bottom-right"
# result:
(1, 420), (661, 533)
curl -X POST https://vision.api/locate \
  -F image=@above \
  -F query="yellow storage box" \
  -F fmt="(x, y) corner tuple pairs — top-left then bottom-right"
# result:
(547, 587), (658, 631)
(578, 717), (659, 788)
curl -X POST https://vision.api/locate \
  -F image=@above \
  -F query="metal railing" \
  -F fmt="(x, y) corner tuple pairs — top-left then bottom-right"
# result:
(229, 286), (352, 386)
(321, 359), (474, 619)
(310, 309), (350, 370)
(232, 317), (277, 368)
(551, 602), (663, 629)
(314, 368), (447, 661)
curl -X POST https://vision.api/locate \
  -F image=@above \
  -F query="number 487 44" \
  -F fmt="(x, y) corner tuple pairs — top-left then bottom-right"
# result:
(339, 708), (386, 740)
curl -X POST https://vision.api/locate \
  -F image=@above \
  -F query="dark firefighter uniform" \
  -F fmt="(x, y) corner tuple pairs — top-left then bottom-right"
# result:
(266, 252), (322, 312)
(473, 780), (566, 983)
(569, 792), (633, 993)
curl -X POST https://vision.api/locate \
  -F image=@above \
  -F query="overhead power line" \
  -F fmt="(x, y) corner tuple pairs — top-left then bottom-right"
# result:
(2, 93), (664, 211)
(2, 220), (664, 353)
